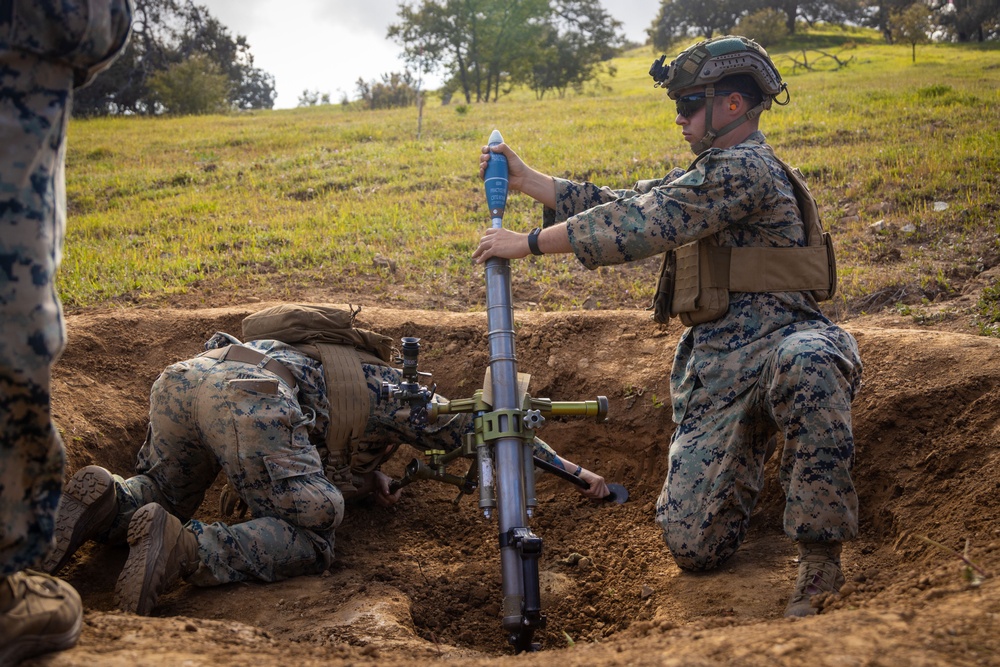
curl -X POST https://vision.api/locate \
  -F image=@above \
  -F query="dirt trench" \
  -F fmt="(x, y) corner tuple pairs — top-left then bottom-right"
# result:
(33, 305), (1000, 667)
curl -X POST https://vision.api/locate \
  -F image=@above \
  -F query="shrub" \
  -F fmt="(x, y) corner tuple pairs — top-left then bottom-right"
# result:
(736, 9), (789, 48)
(148, 55), (230, 116)
(975, 280), (1000, 337)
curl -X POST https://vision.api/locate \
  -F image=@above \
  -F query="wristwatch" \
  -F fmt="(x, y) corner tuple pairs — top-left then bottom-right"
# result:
(527, 227), (544, 256)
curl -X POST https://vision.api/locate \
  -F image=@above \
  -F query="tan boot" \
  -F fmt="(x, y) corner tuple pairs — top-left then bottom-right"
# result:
(114, 503), (199, 616)
(784, 541), (845, 617)
(43, 465), (118, 574)
(0, 571), (82, 664)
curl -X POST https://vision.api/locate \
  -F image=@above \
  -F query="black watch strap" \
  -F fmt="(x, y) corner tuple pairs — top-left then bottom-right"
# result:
(527, 227), (544, 256)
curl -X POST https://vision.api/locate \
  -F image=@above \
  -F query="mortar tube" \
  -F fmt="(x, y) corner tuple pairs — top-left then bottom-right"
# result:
(485, 255), (529, 634)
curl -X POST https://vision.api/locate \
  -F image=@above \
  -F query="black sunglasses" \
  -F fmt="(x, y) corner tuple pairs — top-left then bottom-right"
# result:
(675, 91), (738, 118)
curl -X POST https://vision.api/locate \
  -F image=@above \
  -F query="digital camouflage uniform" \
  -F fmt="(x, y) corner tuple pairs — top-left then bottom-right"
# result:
(0, 0), (132, 578)
(93, 334), (562, 586)
(545, 132), (863, 570)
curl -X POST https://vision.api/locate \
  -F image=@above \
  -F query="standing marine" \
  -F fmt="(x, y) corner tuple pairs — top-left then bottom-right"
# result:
(0, 1), (133, 663)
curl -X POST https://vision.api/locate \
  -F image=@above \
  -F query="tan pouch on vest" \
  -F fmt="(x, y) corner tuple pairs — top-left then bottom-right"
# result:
(313, 343), (369, 492)
(672, 240), (731, 327)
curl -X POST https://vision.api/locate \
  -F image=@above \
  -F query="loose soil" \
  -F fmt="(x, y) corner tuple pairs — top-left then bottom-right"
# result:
(28, 298), (1000, 667)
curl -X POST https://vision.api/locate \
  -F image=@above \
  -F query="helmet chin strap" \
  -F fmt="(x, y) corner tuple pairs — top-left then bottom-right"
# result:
(690, 84), (769, 155)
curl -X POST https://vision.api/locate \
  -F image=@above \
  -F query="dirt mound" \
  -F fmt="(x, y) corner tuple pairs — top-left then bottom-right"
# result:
(31, 306), (1000, 667)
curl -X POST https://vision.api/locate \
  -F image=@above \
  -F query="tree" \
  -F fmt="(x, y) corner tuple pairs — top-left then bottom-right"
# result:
(931, 0), (1000, 41)
(890, 3), (932, 61)
(735, 7), (789, 47)
(354, 72), (420, 110)
(528, 0), (625, 99)
(647, 0), (745, 50)
(859, 0), (908, 40)
(388, 0), (553, 104)
(73, 0), (275, 116)
(298, 90), (332, 107)
(770, 0), (866, 34)
(147, 55), (230, 114)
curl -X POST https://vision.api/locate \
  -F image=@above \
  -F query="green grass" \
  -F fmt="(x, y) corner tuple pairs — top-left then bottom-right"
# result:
(63, 27), (1000, 317)
(975, 280), (1000, 337)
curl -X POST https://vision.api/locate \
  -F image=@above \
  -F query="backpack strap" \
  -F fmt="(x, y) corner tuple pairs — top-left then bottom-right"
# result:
(315, 343), (372, 493)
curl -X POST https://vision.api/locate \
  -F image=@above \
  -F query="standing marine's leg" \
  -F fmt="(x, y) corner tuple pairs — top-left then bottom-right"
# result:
(0, 50), (84, 663)
(0, 50), (72, 581)
(760, 328), (861, 616)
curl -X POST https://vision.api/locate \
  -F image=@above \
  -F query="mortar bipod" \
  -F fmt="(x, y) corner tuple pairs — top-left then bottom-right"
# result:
(501, 526), (546, 653)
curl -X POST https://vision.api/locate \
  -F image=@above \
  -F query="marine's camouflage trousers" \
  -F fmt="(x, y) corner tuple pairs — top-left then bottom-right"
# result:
(656, 329), (862, 571)
(103, 356), (344, 586)
(0, 51), (74, 577)
(78, 354), (564, 586)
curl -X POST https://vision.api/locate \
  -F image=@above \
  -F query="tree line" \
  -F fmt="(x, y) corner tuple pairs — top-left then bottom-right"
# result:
(388, 0), (625, 104)
(73, 0), (276, 117)
(648, 0), (998, 49)
(76, 0), (997, 117)
(382, 0), (995, 109)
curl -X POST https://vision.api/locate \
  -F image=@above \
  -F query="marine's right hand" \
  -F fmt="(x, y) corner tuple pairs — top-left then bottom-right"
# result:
(472, 227), (531, 264)
(372, 470), (402, 507)
(479, 142), (528, 193)
(577, 469), (611, 500)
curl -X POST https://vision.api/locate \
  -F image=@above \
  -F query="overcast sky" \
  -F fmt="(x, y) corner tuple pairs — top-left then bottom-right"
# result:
(200, 0), (656, 109)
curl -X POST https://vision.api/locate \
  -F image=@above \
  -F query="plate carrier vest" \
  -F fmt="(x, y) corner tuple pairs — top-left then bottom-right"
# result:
(651, 157), (837, 326)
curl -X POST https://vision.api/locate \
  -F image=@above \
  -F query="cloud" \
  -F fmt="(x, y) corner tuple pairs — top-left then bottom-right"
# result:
(313, 0), (402, 33)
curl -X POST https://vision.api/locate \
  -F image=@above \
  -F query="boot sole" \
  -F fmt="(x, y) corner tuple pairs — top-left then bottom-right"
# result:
(43, 466), (116, 574)
(115, 504), (172, 616)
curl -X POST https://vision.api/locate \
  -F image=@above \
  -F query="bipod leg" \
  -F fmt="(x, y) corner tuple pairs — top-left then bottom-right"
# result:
(503, 527), (546, 652)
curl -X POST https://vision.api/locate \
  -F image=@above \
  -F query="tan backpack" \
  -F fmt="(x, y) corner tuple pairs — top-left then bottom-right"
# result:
(242, 304), (394, 491)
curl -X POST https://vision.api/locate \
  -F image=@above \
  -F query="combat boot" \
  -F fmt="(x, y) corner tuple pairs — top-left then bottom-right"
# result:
(784, 541), (845, 617)
(43, 465), (118, 574)
(0, 571), (82, 664)
(114, 503), (199, 616)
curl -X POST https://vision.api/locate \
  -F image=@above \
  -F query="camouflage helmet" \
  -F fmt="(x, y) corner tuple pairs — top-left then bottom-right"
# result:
(649, 35), (787, 107)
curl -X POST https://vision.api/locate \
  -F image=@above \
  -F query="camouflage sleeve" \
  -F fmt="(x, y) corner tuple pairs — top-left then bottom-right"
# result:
(2, 0), (134, 88)
(541, 168), (689, 228)
(544, 178), (641, 226)
(528, 436), (558, 463)
(565, 147), (777, 269)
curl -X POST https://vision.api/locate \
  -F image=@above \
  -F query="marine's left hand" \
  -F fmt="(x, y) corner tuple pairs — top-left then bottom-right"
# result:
(372, 470), (403, 507)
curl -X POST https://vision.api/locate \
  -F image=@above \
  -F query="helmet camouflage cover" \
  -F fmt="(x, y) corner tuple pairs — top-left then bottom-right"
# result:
(650, 35), (786, 107)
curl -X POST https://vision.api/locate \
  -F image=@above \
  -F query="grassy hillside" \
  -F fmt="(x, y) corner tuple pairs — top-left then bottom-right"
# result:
(64, 28), (1000, 322)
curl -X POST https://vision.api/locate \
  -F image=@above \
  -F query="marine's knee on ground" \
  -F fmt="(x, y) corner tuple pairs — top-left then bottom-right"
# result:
(661, 526), (742, 571)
